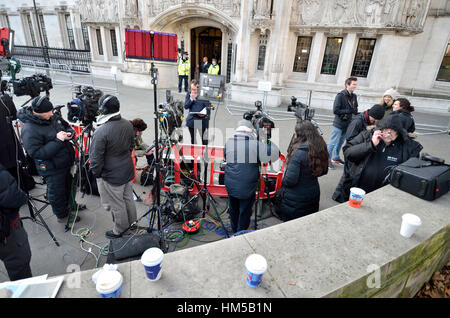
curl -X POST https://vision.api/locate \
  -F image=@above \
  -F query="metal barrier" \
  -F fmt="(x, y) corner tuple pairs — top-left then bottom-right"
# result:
(14, 59), (119, 95)
(223, 86), (450, 135)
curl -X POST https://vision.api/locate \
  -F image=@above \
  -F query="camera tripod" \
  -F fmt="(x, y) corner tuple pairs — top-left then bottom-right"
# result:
(118, 63), (167, 251)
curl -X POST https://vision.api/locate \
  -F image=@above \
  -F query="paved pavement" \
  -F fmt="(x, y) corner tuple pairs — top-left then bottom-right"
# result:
(1, 73), (449, 283)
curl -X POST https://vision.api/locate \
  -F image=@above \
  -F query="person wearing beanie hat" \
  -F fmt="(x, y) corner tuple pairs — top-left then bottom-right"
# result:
(89, 95), (137, 239)
(333, 114), (422, 201)
(332, 104), (385, 202)
(223, 119), (279, 233)
(17, 95), (82, 225)
(380, 87), (398, 115)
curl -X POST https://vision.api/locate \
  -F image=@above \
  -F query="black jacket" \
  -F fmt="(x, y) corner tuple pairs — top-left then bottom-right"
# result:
(0, 94), (24, 169)
(280, 144), (327, 221)
(18, 106), (75, 176)
(389, 109), (415, 133)
(333, 89), (359, 130)
(200, 62), (211, 73)
(345, 112), (370, 142)
(337, 129), (422, 200)
(224, 130), (279, 199)
(184, 91), (209, 129)
(0, 163), (28, 225)
(89, 115), (135, 186)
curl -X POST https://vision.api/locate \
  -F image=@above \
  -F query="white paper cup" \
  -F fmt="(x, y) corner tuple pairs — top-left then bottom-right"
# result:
(245, 254), (267, 288)
(141, 247), (164, 281)
(95, 270), (123, 298)
(400, 213), (422, 238)
(349, 187), (366, 208)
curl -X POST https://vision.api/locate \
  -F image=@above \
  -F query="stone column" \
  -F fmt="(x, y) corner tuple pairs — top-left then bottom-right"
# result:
(100, 26), (111, 62)
(336, 32), (358, 85)
(221, 28), (229, 77)
(115, 25), (123, 63)
(29, 10), (42, 46)
(70, 10), (84, 50)
(307, 31), (326, 83)
(268, 0), (292, 86)
(235, 0), (252, 82)
(56, 11), (70, 48)
(88, 25), (98, 60)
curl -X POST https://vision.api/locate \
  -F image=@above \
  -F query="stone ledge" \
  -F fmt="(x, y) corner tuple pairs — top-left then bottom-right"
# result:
(54, 185), (450, 298)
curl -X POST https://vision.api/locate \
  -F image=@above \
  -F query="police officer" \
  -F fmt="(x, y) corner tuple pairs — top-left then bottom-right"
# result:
(178, 51), (190, 93)
(17, 96), (81, 224)
(207, 58), (220, 75)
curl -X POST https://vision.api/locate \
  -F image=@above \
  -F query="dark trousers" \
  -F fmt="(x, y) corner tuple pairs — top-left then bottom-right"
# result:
(228, 195), (256, 233)
(188, 127), (208, 145)
(178, 75), (188, 92)
(44, 168), (75, 219)
(332, 160), (352, 203)
(0, 221), (32, 281)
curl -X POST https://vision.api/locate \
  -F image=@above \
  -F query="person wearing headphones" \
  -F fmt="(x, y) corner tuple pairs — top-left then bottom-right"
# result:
(89, 95), (137, 239)
(17, 95), (81, 224)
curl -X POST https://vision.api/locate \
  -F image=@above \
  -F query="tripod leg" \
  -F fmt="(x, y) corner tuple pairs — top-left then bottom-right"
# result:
(26, 200), (60, 247)
(206, 192), (229, 238)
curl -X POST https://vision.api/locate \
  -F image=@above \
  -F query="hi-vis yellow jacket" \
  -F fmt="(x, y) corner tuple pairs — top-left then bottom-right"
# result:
(178, 57), (190, 76)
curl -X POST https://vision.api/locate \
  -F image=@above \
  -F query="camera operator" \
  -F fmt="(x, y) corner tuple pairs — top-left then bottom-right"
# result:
(184, 79), (209, 145)
(0, 163), (32, 281)
(89, 95), (137, 239)
(224, 119), (279, 234)
(0, 80), (24, 182)
(339, 115), (422, 200)
(328, 77), (359, 169)
(18, 96), (82, 224)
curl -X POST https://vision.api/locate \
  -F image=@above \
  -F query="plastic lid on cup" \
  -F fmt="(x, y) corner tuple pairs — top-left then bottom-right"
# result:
(350, 187), (366, 196)
(95, 270), (123, 294)
(402, 213), (422, 226)
(245, 254), (267, 274)
(141, 247), (164, 267)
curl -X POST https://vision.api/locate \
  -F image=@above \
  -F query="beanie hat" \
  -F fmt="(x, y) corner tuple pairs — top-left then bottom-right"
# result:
(383, 88), (398, 100)
(368, 104), (385, 120)
(237, 119), (254, 130)
(31, 96), (53, 113)
(98, 94), (120, 115)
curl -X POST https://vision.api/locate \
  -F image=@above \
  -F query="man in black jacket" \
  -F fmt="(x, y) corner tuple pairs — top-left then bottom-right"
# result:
(89, 95), (137, 239)
(0, 163), (32, 281)
(184, 79), (209, 145)
(18, 96), (81, 224)
(332, 104), (385, 202)
(199, 56), (210, 74)
(328, 77), (358, 169)
(338, 115), (422, 200)
(224, 120), (279, 233)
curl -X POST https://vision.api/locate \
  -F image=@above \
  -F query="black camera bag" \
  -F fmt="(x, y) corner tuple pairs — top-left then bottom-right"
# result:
(390, 157), (450, 201)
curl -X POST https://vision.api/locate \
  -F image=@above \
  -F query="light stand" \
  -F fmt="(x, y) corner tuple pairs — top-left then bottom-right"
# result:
(119, 63), (166, 252)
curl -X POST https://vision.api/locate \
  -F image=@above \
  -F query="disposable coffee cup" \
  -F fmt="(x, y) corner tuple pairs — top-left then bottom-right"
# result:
(349, 187), (366, 208)
(400, 213), (422, 238)
(95, 270), (123, 298)
(245, 254), (267, 288)
(141, 247), (164, 281)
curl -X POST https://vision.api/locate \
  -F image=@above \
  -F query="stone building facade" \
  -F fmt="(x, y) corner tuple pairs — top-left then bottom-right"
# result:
(0, 0), (449, 98)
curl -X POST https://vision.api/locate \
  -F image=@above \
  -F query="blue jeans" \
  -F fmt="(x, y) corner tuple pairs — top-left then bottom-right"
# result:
(327, 126), (346, 160)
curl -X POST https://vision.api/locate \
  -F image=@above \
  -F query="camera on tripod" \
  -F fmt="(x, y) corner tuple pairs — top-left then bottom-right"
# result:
(243, 100), (275, 141)
(288, 96), (315, 121)
(66, 85), (103, 126)
(11, 73), (53, 98)
(158, 90), (184, 137)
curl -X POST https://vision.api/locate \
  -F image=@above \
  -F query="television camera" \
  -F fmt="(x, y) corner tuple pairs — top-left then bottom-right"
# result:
(158, 90), (184, 137)
(11, 73), (53, 98)
(287, 96), (315, 122)
(66, 85), (103, 126)
(243, 100), (275, 142)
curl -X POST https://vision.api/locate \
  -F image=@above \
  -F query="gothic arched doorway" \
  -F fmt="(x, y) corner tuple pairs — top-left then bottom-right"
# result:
(190, 27), (222, 79)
